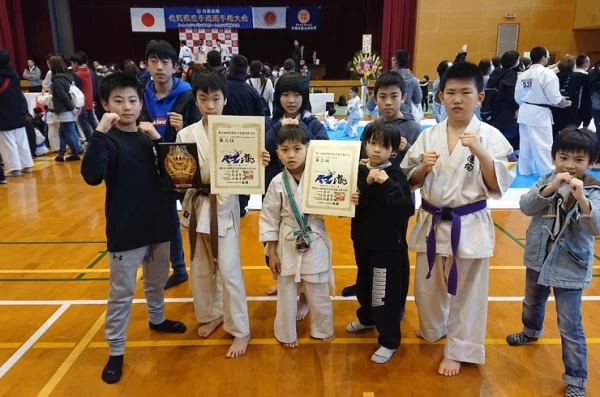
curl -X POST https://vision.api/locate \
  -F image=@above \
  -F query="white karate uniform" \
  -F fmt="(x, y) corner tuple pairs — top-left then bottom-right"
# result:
(37, 95), (59, 151)
(177, 120), (249, 338)
(515, 64), (563, 176)
(400, 116), (516, 364)
(0, 127), (34, 172)
(259, 169), (334, 343)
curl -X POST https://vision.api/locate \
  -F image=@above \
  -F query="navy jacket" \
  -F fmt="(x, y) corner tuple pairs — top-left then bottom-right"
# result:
(0, 66), (28, 131)
(223, 74), (265, 117)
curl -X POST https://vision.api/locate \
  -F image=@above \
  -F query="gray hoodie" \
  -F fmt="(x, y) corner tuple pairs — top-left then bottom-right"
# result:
(394, 68), (422, 121)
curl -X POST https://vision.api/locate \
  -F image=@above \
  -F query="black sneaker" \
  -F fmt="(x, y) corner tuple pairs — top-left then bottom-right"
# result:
(101, 355), (123, 384)
(506, 332), (538, 346)
(342, 284), (357, 297)
(164, 272), (189, 290)
(55, 156), (65, 162)
(66, 155), (81, 162)
(0, 177), (6, 185)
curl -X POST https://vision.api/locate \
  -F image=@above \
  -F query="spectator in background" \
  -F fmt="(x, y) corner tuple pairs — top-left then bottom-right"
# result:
(41, 53), (54, 94)
(275, 59), (296, 87)
(137, 60), (151, 87)
(0, 49), (34, 179)
(223, 55), (265, 217)
(247, 60), (274, 116)
(215, 39), (231, 63)
(292, 40), (301, 72)
(301, 64), (311, 84)
(575, 54), (590, 74)
(475, 59), (493, 120)
(23, 58), (42, 93)
(487, 50), (521, 150)
(520, 57), (532, 72)
(492, 56), (501, 71)
(551, 55), (591, 138)
(178, 40), (192, 65)
(419, 75), (430, 112)
(207, 50), (226, 75)
(71, 52), (97, 146)
(393, 50), (422, 121)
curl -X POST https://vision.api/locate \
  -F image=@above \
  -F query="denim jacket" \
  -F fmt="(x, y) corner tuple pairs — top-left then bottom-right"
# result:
(520, 172), (600, 289)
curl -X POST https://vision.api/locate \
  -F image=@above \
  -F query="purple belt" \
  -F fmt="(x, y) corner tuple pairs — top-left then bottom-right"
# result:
(420, 199), (487, 296)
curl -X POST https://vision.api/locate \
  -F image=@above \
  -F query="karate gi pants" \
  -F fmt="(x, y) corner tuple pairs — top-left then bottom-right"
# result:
(355, 245), (410, 350)
(191, 227), (249, 338)
(275, 275), (333, 343)
(105, 242), (170, 356)
(518, 123), (553, 176)
(47, 123), (60, 151)
(414, 253), (489, 364)
(0, 127), (34, 172)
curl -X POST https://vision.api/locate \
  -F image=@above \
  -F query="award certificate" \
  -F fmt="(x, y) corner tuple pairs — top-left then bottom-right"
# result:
(208, 115), (265, 195)
(301, 140), (360, 217)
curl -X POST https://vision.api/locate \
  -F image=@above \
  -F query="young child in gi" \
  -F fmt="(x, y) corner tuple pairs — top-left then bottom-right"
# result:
(507, 127), (600, 397)
(401, 62), (516, 376)
(343, 86), (362, 138)
(260, 123), (355, 347)
(346, 119), (414, 364)
(80, 73), (187, 384)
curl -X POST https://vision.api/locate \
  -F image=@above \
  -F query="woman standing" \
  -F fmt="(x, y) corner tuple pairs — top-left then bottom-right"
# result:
(48, 56), (81, 162)
(247, 60), (274, 117)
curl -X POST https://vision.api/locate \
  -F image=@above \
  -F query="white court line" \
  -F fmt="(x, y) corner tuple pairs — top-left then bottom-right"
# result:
(0, 304), (69, 379)
(1, 296), (600, 306)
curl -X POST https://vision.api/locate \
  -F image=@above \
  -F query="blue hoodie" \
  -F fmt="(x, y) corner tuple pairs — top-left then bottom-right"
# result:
(143, 78), (192, 138)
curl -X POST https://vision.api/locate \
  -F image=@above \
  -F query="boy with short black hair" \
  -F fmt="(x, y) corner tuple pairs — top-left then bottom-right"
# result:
(401, 62), (516, 376)
(177, 71), (270, 359)
(81, 72), (187, 384)
(260, 123), (345, 348)
(140, 40), (202, 289)
(507, 127), (600, 397)
(346, 119), (413, 364)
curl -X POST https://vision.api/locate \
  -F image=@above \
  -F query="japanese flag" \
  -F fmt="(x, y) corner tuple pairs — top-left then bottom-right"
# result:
(130, 8), (166, 32)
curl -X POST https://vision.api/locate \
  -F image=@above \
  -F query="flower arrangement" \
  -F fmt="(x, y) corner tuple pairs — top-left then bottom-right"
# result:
(347, 51), (382, 82)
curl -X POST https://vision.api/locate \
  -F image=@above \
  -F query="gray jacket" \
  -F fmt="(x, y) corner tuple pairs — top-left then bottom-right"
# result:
(23, 66), (41, 87)
(394, 68), (422, 121)
(520, 172), (600, 289)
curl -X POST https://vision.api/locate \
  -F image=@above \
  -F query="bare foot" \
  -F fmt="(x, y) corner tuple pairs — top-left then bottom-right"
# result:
(296, 293), (310, 321)
(226, 334), (251, 358)
(323, 335), (335, 343)
(438, 357), (461, 376)
(416, 329), (423, 339)
(266, 285), (278, 295)
(197, 316), (223, 338)
(283, 340), (300, 348)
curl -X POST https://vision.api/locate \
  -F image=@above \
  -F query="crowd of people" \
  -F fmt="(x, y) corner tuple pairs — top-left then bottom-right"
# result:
(0, 39), (599, 397)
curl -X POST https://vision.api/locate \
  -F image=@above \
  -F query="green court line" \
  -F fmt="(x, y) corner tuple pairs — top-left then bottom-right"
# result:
(0, 278), (109, 282)
(493, 222), (525, 249)
(76, 251), (107, 280)
(0, 241), (106, 245)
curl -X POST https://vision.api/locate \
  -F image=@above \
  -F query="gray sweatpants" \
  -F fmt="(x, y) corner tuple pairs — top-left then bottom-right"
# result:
(105, 242), (170, 355)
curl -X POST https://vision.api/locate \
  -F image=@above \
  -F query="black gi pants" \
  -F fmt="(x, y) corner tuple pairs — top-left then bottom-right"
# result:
(355, 244), (409, 350)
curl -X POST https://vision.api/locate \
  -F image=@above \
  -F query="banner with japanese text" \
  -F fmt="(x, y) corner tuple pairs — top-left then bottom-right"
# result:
(286, 6), (320, 31)
(164, 7), (253, 29)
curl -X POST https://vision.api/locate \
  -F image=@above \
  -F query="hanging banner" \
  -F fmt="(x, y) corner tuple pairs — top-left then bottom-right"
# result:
(179, 29), (239, 56)
(252, 7), (287, 29)
(164, 7), (253, 29)
(287, 6), (320, 31)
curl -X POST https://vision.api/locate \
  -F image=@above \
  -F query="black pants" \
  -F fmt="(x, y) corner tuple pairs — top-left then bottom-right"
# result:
(355, 245), (409, 350)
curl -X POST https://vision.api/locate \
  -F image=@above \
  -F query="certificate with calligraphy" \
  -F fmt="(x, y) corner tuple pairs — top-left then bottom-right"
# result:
(208, 115), (265, 195)
(302, 140), (360, 217)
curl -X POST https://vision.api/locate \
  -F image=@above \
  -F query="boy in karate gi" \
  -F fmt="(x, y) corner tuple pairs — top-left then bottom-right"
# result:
(401, 62), (516, 376)
(343, 87), (363, 138)
(177, 72), (270, 358)
(81, 73), (187, 384)
(507, 127), (600, 397)
(260, 123), (354, 346)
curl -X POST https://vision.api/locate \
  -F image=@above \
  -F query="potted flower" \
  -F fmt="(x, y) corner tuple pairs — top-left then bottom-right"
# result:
(347, 51), (382, 106)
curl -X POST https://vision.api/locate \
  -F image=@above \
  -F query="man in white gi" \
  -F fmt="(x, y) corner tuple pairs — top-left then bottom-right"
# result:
(515, 46), (568, 175)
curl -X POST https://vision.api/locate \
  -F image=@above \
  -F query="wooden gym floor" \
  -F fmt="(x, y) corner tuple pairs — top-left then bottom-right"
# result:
(1, 156), (600, 397)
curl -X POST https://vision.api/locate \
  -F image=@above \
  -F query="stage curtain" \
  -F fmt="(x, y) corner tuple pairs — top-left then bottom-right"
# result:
(0, 0), (27, 71)
(381, 0), (417, 71)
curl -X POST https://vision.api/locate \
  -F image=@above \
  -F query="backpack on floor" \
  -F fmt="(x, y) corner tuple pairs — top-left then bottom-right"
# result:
(69, 82), (85, 108)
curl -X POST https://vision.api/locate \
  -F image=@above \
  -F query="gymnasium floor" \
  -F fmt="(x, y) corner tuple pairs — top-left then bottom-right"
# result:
(1, 157), (600, 397)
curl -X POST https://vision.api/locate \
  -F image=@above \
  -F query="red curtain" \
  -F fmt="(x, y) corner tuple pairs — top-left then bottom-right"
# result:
(381, 0), (417, 71)
(0, 0), (27, 71)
